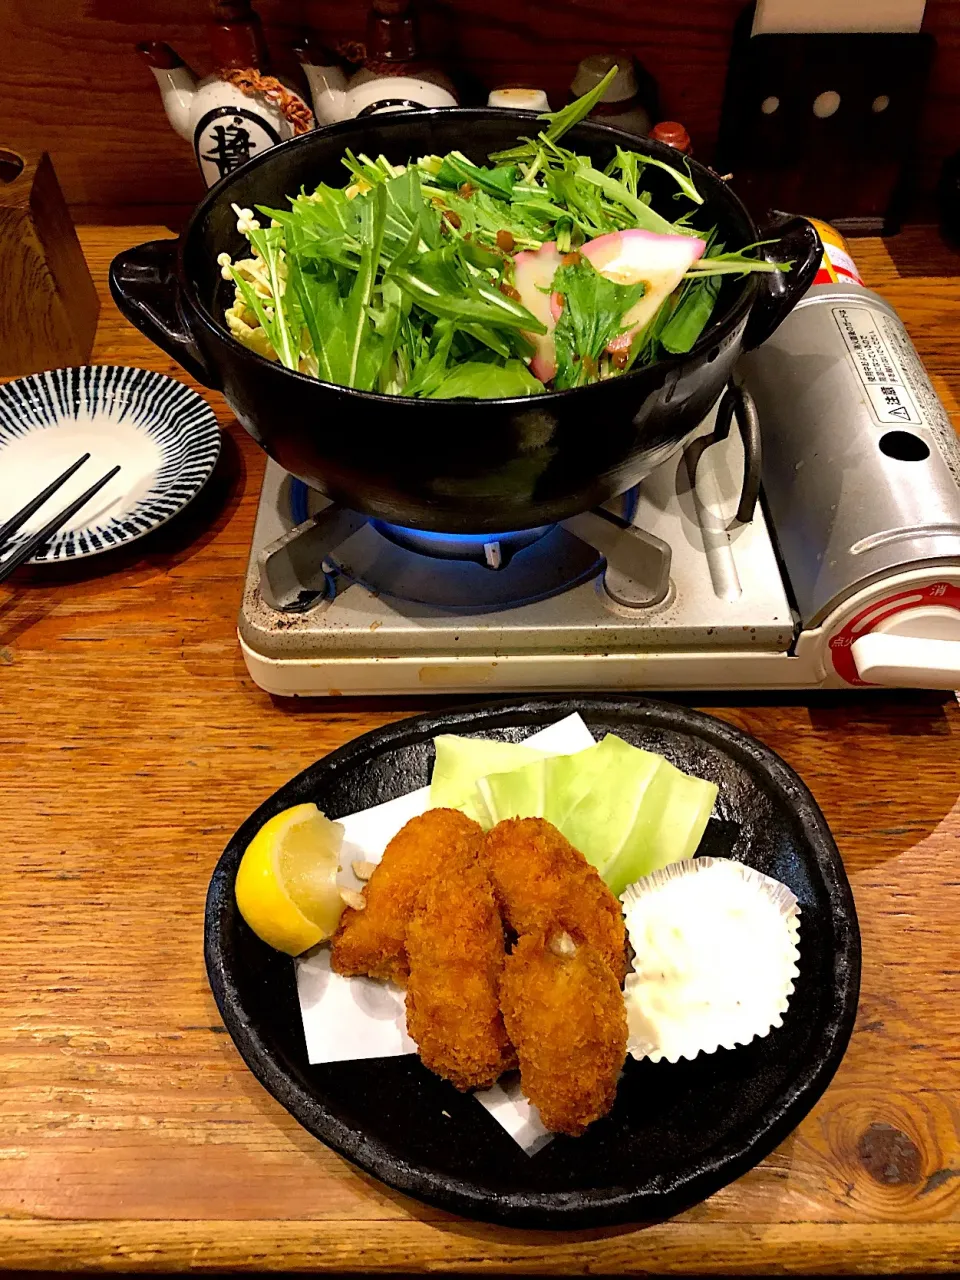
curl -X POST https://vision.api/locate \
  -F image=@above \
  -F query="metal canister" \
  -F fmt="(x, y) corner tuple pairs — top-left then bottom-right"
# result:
(739, 279), (960, 628)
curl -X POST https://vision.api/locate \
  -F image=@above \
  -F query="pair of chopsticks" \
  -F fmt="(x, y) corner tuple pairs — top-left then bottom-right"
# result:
(0, 454), (121, 582)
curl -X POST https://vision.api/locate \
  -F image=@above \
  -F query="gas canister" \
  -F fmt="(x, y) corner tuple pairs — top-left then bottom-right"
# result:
(739, 239), (960, 688)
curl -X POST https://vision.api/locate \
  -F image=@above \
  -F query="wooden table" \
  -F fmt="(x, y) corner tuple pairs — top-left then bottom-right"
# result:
(2, 226), (960, 1274)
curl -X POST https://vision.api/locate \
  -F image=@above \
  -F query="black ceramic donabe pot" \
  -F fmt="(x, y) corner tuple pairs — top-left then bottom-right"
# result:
(110, 110), (819, 534)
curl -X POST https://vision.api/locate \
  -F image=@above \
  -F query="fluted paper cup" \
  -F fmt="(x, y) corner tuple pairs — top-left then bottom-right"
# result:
(620, 857), (800, 1065)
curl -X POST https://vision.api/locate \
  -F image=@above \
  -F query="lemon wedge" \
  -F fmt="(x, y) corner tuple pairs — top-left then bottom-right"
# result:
(235, 803), (346, 956)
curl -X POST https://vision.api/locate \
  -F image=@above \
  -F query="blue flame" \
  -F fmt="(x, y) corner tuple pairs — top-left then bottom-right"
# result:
(290, 479), (310, 525)
(289, 481), (532, 544)
(380, 524), (529, 545)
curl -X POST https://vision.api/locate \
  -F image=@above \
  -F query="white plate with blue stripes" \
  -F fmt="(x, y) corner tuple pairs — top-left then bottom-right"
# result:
(0, 366), (221, 563)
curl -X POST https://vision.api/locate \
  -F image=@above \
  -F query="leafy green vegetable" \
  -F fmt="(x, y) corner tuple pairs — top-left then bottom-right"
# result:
(629, 148), (704, 206)
(624, 294), (676, 371)
(660, 274), (722, 354)
(435, 151), (519, 200)
(342, 149), (400, 187)
(341, 183), (387, 387)
(228, 265), (289, 367)
(402, 319), (456, 397)
(284, 228), (329, 376)
(219, 78), (788, 397)
(684, 241), (785, 276)
(488, 65), (620, 165)
(551, 257), (645, 389)
(575, 166), (691, 238)
(472, 733), (719, 895)
(428, 359), (545, 399)
(430, 735), (552, 824)
(379, 167), (442, 263)
(387, 260), (545, 333)
(244, 224), (298, 369)
(479, 756), (546, 822)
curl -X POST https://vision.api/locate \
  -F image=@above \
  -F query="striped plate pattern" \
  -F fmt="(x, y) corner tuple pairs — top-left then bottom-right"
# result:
(0, 366), (221, 563)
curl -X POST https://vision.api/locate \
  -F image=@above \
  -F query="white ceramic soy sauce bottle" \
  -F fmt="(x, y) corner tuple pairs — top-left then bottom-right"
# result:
(138, 0), (314, 189)
(295, 0), (457, 127)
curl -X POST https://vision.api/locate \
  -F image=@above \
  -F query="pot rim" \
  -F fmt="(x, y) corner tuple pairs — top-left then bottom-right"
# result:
(177, 107), (762, 407)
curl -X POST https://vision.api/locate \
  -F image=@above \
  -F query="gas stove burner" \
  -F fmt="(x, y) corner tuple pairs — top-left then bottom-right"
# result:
(259, 480), (675, 615)
(244, 338), (960, 696)
(263, 507), (604, 612)
(372, 521), (554, 569)
(241, 394), (806, 696)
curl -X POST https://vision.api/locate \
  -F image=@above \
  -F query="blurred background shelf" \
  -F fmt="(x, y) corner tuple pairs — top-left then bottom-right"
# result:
(1, 0), (958, 226)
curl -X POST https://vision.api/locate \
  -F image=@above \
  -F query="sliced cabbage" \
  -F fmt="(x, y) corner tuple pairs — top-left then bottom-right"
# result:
(561, 737), (669, 888)
(429, 735), (551, 825)
(480, 757), (548, 825)
(474, 733), (719, 894)
(542, 739), (618, 833)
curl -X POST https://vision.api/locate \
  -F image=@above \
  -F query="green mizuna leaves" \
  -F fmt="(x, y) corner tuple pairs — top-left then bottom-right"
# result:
(220, 74), (787, 396)
(428, 360), (545, 399)
(551, 257), (645, 389)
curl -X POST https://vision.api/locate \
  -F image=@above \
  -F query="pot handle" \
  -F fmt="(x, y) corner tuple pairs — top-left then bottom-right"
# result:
(109, 239), (220, 390)
(687, 380), (762, 524)
(741, 212), (822, 352)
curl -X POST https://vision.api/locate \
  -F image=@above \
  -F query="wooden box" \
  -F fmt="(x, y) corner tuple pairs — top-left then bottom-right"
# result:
(0, 148), (99, 376)
(716, 10), (934, 235)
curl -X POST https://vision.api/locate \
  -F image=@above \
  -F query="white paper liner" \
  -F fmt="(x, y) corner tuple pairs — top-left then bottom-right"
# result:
(294, 712), (597, 1153)
(620, 856), (800, 1064)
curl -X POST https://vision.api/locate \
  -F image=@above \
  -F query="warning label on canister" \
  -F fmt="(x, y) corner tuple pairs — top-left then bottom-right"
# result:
(876, 312), (956, 443)
(832, 305), (960, 488)
(832, 307), (922, 425)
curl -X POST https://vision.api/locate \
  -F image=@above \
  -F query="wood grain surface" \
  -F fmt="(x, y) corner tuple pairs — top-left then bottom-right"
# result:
(0, 151), (99, 377)
(2, 225), (960, 1272)
(0, 0), (958, 221)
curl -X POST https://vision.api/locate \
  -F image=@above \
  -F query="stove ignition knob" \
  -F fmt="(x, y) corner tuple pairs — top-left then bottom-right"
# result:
(851, 605), (960, 688)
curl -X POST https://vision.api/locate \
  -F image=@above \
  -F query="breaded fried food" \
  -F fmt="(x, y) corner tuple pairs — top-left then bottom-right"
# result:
(482, 817), (628, 982)
(330, 808), (482, 985)
(500, 931), (628, 1136)
(405, 845), (515, 1090)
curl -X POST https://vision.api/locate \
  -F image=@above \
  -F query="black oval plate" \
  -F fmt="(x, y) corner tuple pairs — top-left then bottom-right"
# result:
(204, 696), (860, 1229)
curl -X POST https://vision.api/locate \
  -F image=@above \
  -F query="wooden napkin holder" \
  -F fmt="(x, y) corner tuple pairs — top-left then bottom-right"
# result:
(0, 148), (99, 377)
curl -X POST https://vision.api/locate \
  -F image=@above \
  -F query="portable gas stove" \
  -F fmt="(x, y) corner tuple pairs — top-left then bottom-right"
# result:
(239, 283), (960, 696)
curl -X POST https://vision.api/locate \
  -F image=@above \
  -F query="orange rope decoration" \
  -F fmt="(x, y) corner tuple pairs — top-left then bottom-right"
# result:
(333, 39), (415, 78)
(334, 38), (367, 66)
(224, 68), (316, 135)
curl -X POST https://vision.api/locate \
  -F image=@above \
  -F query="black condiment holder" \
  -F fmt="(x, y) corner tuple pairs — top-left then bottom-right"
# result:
(716, 5), (934, 235)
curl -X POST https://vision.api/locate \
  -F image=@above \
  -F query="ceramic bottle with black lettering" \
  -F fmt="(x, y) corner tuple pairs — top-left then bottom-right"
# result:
(138, 0), (314, 189)
(295, 0), (457, 126)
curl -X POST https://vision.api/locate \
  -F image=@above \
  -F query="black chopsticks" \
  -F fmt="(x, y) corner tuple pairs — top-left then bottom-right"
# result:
(0, 455), (121, 583)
